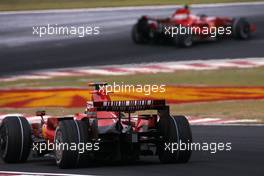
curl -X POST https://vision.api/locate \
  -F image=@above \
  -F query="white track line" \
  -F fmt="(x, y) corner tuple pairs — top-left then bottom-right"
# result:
(189, 118), (221, 123)
(1, 57), (263, 82)
(0, 171), (93, 176)
(192, 123), (264, 126)
(186, 116), (262, 125)
(1, 1), (264, 15)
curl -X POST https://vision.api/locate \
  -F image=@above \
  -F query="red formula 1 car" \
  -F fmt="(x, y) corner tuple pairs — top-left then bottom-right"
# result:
(132, 5), (256, 47)
(0, 83), (192, 169)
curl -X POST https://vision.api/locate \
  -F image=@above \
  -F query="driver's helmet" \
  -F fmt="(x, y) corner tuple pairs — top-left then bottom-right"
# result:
(172, 4), (190, 20)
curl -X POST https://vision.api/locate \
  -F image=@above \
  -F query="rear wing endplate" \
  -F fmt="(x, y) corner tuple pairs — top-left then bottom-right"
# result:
(88, 82), (107, 91)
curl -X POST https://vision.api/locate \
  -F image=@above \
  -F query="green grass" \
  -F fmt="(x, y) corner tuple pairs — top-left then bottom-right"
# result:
(171, 100), (264, 122)
(0, 0), (262, 11)
(1, 67), (264, 89)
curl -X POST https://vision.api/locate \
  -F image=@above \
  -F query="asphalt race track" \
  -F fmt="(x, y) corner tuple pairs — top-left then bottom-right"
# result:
(0, 3), (264, 75)
(0, 3), (264, 176)
(0, 126), (263, 176)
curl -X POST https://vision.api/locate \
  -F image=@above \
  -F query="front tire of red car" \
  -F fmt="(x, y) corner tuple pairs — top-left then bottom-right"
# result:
(54, 119), (90, 169)
(233, 18), (251, 40)
(132, 24), (147, 44)
(158, 115), (192, 163)
(177, 34), (193, 48)
(0, 116), (32, 163)
(132, 17), (150, 44)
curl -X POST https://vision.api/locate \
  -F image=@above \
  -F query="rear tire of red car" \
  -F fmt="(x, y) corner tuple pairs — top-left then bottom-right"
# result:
(54, 119), (90, 169)
(233, 18), (251, 40)
(158, 115), (192, 163)
(0, 116), (32, 163)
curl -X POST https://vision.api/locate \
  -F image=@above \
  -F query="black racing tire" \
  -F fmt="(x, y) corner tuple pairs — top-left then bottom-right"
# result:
(158, 115), (192, 163)
(54, 119), (90, 169)
(132, 17), (150, 44)
(0, 116), (32, 163)
(232, 18), (251, 40)
(76, 120), (93, 165)
(177, 34), (193, 47)
(132, 24), (145, 44)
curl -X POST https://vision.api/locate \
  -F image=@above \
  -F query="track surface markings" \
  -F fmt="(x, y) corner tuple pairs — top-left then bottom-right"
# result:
(1, 58), (263, 82)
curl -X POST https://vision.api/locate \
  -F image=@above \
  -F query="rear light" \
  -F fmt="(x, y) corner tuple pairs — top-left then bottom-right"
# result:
(250, 24), (256, 32)
(149, 22), (158, 29)
(142, 15), (148, 20)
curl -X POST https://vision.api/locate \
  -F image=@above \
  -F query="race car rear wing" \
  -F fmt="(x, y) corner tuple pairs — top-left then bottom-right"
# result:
(93, 100), (167, 112)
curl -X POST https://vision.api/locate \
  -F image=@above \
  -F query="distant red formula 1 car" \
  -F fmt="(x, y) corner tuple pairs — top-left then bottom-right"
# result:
(0, 83), (192, 169)
(132, 5), (256, 47)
